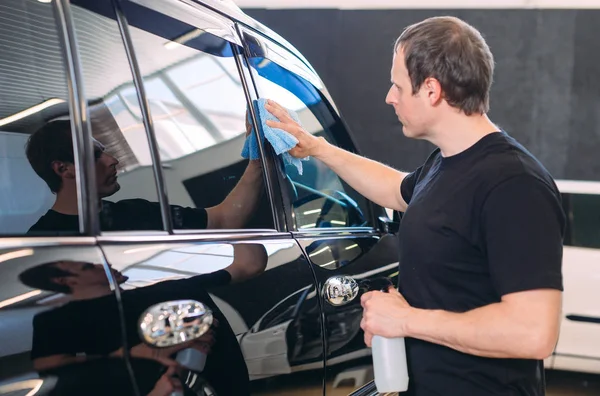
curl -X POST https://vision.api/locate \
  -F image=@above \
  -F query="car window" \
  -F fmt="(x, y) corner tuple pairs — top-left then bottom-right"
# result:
(0, 0), (80, 236)
(245, 39), (372, 231)
(118, 2), (274, 231)
(68, 2), (163, 234)
(562, 193), (600, 249)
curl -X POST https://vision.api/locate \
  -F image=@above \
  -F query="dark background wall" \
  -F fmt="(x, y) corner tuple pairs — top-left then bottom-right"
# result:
(244, 8), (600, 181)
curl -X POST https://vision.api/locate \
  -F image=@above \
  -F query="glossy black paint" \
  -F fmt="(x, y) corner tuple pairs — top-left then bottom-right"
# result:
(0, 0), (401, 395)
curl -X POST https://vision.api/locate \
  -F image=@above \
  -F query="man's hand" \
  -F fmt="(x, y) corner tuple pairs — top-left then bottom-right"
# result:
(360, 286), (415, 347)
(147, 366), (184, 396)
(264, 99), (327, 159)
(112, 326), (216, 367)
(245, 108), (252, 138)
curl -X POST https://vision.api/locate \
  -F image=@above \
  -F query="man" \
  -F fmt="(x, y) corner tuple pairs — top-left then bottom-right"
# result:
(266, 16), (564, 396)
(19, 244), (267, 395)
(25, 119), (263, 233)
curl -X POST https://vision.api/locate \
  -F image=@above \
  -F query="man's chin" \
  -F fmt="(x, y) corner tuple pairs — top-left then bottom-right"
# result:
(99, 183), (121, 198)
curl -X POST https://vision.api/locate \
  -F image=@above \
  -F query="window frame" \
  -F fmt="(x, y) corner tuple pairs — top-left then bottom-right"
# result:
(0, 0), (101, 238)
(238, 26), (384, 236)
(69, 0), (282, 236)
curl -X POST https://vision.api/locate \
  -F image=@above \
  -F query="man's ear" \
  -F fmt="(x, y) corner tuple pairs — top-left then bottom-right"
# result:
(51, 161), (76, 180)
(423, 77), (443, 106)
(52, 276), (76, 289)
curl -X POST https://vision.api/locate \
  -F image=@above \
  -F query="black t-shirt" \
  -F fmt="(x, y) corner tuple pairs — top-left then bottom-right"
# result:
(27, 199), (208, 234)
(398, 132), (564, 396)
(32, 270), (250, 395)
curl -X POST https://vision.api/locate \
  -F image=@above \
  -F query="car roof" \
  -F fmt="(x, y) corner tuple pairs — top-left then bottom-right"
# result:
(193, 0), (317, 74)
(555, 179), (600, 195)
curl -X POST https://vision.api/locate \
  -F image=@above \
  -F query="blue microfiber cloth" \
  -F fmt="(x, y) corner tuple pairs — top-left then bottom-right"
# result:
(241, 98), (309, 175)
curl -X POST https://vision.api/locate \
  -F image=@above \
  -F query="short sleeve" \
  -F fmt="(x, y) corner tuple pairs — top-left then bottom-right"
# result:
(400, 168), (422, 206)
(173, 206), (208, 229)
(31, 311), (77, 359)
(482, 176), (565, 296)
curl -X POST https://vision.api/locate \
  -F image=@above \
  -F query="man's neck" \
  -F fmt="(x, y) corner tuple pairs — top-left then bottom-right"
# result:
(71, 286), (113, 301)
(427, 113), (499, 158)
(52, 188), (80, 215)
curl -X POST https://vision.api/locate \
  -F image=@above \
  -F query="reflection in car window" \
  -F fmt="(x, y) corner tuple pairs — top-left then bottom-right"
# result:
(247, 50), (372, 231)
(0, 0), (79, 236)
(120, 2), (274, 231)
(63, 2), (164, 233)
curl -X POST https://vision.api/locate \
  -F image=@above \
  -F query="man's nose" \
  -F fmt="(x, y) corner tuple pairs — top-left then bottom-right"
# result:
(108, 154), (119, 166)
(385, 87), (395, 105)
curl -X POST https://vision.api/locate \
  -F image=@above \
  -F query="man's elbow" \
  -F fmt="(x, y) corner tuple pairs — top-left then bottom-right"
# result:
(527, 328), (559, 360)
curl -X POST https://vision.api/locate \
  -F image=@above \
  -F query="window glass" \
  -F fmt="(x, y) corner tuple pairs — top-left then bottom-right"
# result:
(563, 193), (600, 249)
(246, 42), (371, 230)
(70, 2), (163, 233)
(0, 0), (79, 235)
(120, 2), (273, 231)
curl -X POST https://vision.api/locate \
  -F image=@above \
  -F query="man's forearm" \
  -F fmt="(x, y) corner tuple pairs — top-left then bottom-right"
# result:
(210, 160), (263, 229)
(406, 302), (556, 360)
(315, 139), (408, 211)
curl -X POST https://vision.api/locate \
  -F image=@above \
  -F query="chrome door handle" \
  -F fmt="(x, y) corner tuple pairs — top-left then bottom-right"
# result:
(323, 275), (359, 306)
(139, 299), (213, 348)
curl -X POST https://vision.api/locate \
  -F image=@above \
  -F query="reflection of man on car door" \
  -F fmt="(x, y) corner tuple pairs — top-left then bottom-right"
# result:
(20, 243), (267, 396)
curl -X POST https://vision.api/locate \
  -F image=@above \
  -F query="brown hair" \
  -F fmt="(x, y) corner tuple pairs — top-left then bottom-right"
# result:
(25, 120), (74, 193)
(19, 261), (75, 294)
(395, 16), (494, 115)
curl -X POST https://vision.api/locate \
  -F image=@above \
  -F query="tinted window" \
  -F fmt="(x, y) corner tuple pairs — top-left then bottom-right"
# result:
(70, 2), (163, 233)
(119, 2), (274, 231)
(563, 193), (600, 249)
(246, 41), (371, 230)
(0, 0), (79, 235)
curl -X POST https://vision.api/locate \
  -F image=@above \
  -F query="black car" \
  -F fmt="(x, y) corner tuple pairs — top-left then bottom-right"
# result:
(0, 0), (400, 395)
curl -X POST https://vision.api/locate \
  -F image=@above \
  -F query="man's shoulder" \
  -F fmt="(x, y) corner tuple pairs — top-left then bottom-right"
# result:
(104, 198), (161, 215)
(479, 135), (555, 186)
(27, 210), (77, 235)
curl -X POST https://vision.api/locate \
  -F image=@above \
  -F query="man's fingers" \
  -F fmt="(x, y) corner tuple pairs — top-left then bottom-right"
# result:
(164, 365), (177, 377)
(266, 99), (288, 114)
(265, 120), (300, 136)
(361, 291), (379, 306)
(265, 102), (295, 124)
(157, 356), (179, 368)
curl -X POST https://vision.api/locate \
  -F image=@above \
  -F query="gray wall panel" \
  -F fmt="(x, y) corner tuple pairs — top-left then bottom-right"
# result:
(245, 8), (599, 180)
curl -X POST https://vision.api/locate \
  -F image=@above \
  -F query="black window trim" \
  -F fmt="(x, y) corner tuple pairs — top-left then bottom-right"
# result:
(99, 0), (280, 236)
(238, 27), (385, 235)
(54, 0), (100, 236)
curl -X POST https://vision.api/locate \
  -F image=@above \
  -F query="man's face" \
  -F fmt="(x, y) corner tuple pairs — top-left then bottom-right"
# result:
(385, 47), (432, 138)
(54, 261), (128, 293)
(93, 140), (121, 198)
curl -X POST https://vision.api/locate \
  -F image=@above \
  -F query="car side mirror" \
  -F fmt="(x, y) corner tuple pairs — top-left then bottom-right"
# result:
(378, 215), (400, 235)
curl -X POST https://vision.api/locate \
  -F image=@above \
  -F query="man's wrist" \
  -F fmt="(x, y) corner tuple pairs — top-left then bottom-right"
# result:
(403, 307), (426, 338)
(313, 137), (334, 161)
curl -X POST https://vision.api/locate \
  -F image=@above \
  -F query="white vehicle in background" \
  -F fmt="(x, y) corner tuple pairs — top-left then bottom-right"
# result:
(548, 179), (600, 374)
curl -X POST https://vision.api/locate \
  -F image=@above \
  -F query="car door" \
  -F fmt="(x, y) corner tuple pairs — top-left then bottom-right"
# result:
(0, 1), (130, 395)
(71, 0), (327, 394)
(240, 28), (402, 394)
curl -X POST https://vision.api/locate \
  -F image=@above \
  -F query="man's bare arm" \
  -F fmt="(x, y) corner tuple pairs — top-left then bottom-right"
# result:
(406, 289), (561, 359)
(206, 160), (263, 229)
(265, 100), (410, 212)
(362, 288), (562, 359)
